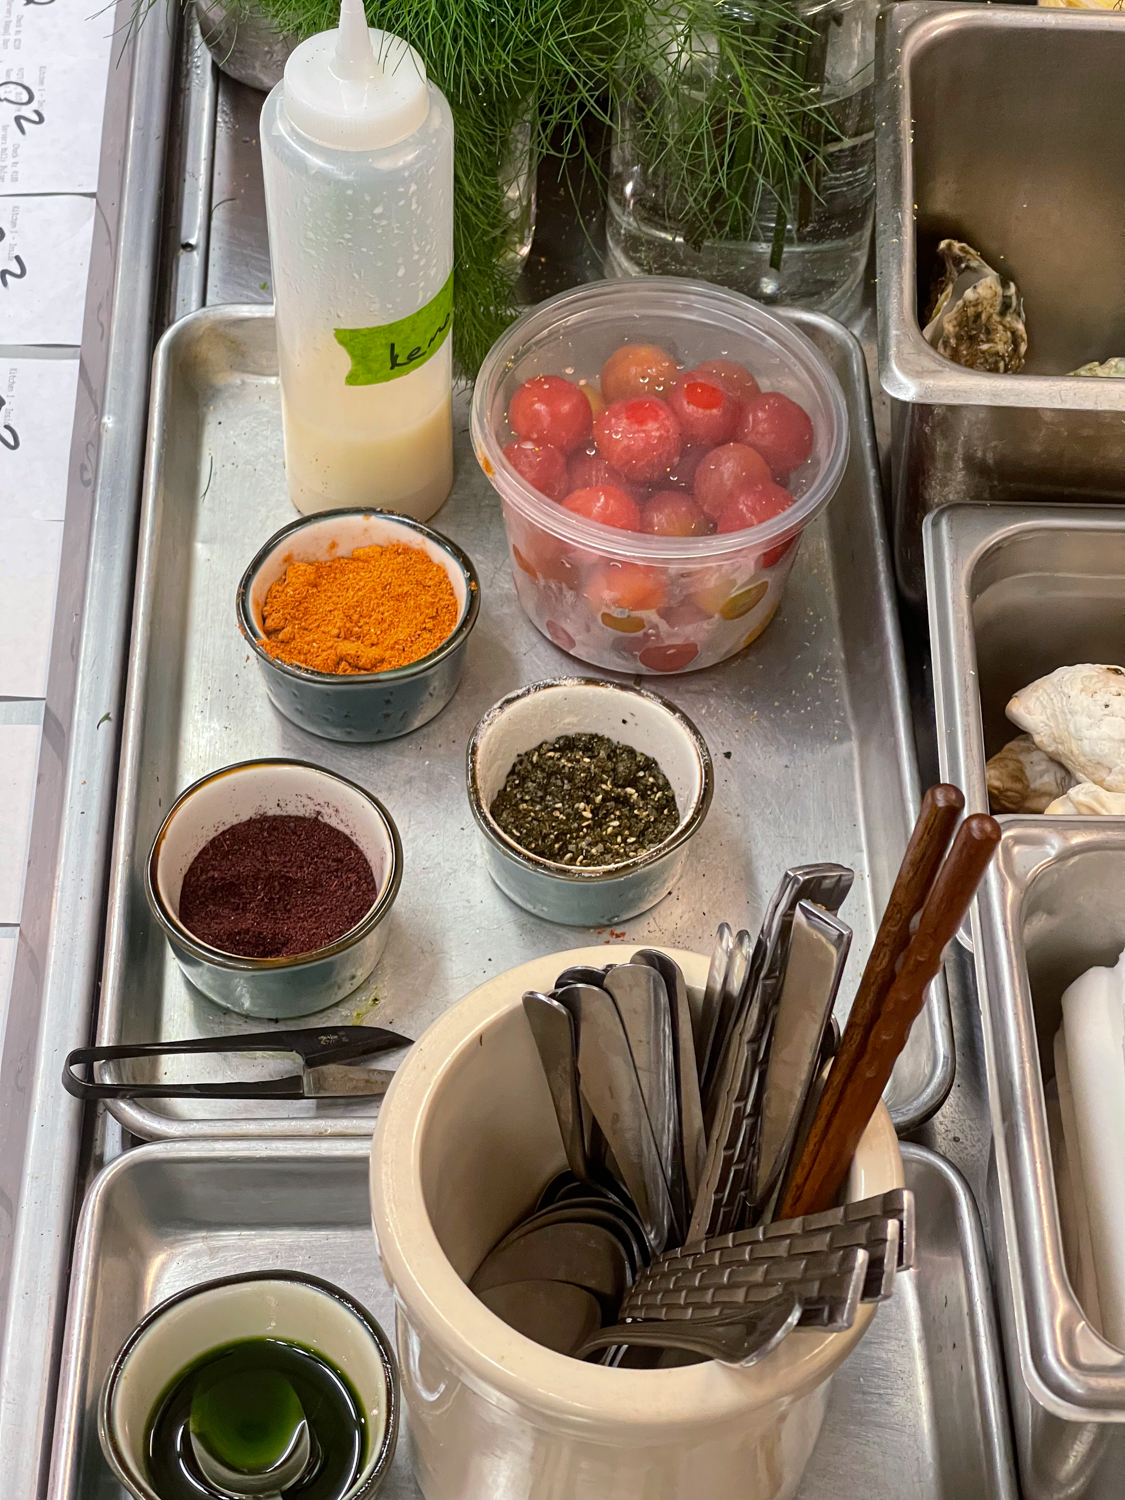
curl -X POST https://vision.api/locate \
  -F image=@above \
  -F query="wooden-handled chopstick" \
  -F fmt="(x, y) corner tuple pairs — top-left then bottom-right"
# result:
(777, 785), (963, 1217)
(779, 809), (1000, 1218)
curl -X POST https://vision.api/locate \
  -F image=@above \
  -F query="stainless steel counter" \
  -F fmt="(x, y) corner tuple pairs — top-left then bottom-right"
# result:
(0, 23), (1006, 1497)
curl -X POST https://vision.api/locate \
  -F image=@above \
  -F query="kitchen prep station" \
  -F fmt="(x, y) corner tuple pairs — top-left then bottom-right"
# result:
(7, 2), (1125, 1498)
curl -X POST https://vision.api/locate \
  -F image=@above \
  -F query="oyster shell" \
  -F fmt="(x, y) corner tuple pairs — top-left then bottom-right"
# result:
(1069, 358), (1125, 378)
(1007, 664), (1125, 792)
(985, 733), (1076, 814)
(1046, 783), (1125, 816)
(923, 240), (1027, 374)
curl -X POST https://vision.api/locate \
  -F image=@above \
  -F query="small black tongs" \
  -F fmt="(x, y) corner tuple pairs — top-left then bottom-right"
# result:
(62, 1025), (412, 1102)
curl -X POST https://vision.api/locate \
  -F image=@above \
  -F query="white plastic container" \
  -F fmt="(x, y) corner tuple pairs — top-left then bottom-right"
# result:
(261, 0), (454, 519)
(370, 946), (903, 1500)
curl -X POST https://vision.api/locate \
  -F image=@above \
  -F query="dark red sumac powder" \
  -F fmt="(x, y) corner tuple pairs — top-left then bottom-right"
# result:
(178, 814), (378, 958)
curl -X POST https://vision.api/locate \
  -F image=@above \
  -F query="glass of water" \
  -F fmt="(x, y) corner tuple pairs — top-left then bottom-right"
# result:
(605, 0), (878, 322)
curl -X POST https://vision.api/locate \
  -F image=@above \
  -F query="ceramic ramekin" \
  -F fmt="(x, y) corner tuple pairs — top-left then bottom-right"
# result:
(146, 758), (402, 1018)
(99, 1270), (399, 1500)
(237, 509), (480, 743)
(370, 945), (904, 1500)
(466, 678), (713, 926)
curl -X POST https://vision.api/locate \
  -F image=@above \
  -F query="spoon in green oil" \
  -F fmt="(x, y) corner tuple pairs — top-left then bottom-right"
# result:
(189, 1368), (312, 1497)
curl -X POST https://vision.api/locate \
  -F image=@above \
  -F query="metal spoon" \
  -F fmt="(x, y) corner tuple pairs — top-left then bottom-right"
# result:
(554, 964), (609, 990)
(471, 1219), (631, 1313)
(557, 983), (678, 1253)
(522, 992), (588, 1182)
(602, 964), (683, 1227)
(190, 1409), (311, 1498)
(477, 1280), (603, 1356)
(696, 923), (733, 1088)
(633, 950), (707, 1209)
(701, 927), (753, 1117)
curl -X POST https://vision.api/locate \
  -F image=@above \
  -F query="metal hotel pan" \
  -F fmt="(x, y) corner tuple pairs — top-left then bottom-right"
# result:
(925, 503), (1125, 819)
(875, 3), (1125, 605)
(973, 825), (1125, 1498)
(45, 1139), (1016, 1500)
(94, 304), (951, 1140)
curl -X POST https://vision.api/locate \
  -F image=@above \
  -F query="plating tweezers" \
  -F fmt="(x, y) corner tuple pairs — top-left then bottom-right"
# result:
(62, 1024), (412, 1100)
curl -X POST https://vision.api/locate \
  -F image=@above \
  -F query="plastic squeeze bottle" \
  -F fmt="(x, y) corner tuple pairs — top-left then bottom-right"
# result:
(261, 0), (454, 518)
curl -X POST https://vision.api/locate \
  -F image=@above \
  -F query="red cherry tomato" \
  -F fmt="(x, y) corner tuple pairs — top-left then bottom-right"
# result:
(760, 535), (798, 569)
(503, 439), (569, 501)
(568, 446), (645, 501)
(586, 561), (668, 613)
(594, 398), (682, 482)
(545, 619), (576, 652)
(736, 392), (814, 479)
(691, 359), (761, 403)
(658, 442), (707, 491)
(600, 344), (679, 403)
(666, 374), (739, 446)
(639, 642), (700, 673)
(659, 598), (710, 628)
(561, 484), (641, 531)
(509, 375), (593, 454)
(580, 384), (604, 419)
(716, 481), (796, 534)
(513, 531), (584, 588)
(640, 490), (712, 538)
(694, 443), (773, 519)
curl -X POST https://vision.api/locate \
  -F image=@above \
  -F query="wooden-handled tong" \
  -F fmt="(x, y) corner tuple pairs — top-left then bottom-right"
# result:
(779, 787), (1000, 1219)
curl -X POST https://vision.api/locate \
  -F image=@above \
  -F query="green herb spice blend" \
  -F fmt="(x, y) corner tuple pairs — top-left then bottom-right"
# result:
(490, 733), (679, 866)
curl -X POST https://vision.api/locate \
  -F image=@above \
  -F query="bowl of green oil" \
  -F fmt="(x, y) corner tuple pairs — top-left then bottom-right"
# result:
(99, 1271), (398, 1500)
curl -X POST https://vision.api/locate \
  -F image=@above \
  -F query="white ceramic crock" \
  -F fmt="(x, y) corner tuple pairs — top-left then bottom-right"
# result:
(370, 946), (904, 1500)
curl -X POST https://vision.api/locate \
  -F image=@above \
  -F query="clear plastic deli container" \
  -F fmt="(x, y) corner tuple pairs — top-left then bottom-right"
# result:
(471, 278), (849, 674)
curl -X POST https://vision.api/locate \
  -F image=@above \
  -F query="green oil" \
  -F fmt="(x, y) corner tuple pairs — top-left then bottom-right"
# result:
(146, 1338), (366, 1499)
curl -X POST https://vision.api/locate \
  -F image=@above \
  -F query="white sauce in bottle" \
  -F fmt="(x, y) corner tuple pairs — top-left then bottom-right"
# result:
(261, 0), (454, 519)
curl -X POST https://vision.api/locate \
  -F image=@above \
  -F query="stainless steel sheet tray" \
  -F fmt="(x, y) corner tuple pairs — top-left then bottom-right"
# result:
(98, 303), (950, 1138)
(46, 1139), (1015, 1500)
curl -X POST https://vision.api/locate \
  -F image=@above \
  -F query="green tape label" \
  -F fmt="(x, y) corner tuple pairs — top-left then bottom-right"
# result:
(334, 271), (453, 386)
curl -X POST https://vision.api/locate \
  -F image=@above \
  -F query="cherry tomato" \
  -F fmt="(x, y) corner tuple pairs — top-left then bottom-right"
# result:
(594, 398), (682, 482)
(514, 531), (584, 589)
(666, 374), (739, 446)
(568, 446), (645, 501)
(693, 443), (773, 519)
(545, 619), (576, 652)
(715, 481), (796, 534)
(659, 598), (710, 628)
(640, 490), (712, 537)
(740, 598), (781, 650)
(690, 574), (767, 619)
(561, 484), (641, 531)
(639, 641), (700, 673)
(580, 383), (604, 419)
(651, 442), (706, 493)
(503, 439), (569, 501)
(600, 343), (679, 403)
(761, 534), (799, 570)
(736, 392), (814, 479)
(509, 375), (593, 454)
(691, 359), (761, 403)
(586, 561), (668, 613)
(512, 543), (539, 579)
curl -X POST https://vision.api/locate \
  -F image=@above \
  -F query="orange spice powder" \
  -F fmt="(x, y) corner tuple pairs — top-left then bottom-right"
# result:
(261, 542), (460, 675)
